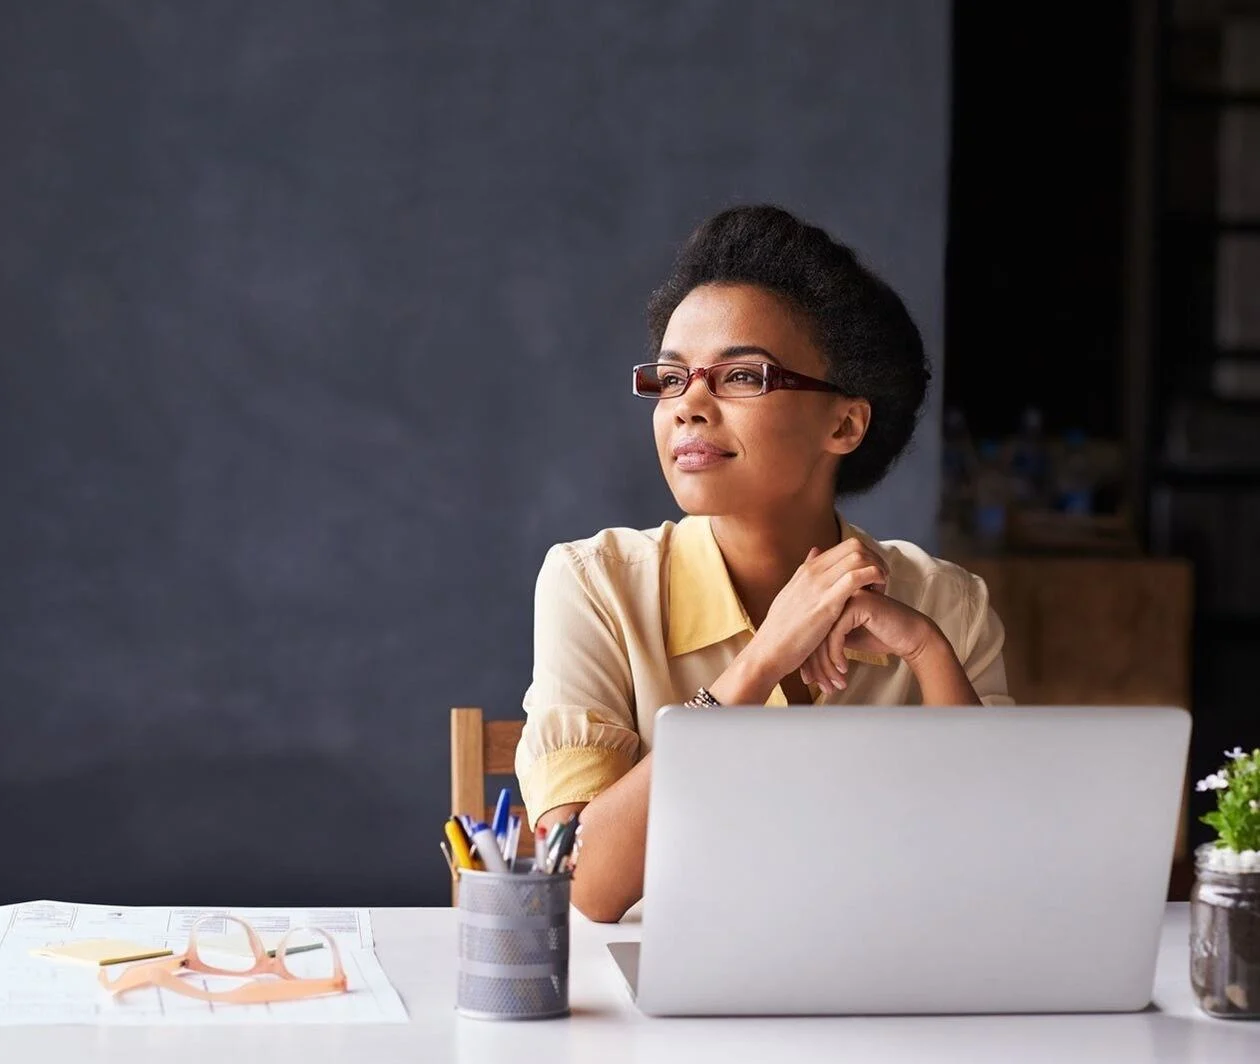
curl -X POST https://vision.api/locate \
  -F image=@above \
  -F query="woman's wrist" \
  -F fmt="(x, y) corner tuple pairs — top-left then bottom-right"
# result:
(899, 614), (946, 668)
(706, 642), (780, 707)
(902, 621), (981, 706)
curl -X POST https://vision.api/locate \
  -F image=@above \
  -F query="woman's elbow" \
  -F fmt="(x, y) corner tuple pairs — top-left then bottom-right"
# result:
(571, 886), (631, 924)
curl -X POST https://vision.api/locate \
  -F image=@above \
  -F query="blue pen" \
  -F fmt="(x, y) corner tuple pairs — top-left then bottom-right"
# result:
(492, 787), (512, 844)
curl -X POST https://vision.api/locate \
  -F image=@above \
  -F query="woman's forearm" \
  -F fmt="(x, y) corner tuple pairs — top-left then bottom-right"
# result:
(906, 624), (982, 706)
(557, 645), (780, 923)
(561, 753), (652, 923)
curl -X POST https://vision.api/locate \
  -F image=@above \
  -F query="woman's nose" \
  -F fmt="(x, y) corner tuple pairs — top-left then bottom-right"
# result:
(672, 368), (717, 421)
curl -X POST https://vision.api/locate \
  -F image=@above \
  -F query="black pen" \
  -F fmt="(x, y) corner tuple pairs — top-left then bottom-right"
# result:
(546, 814), (579, 874)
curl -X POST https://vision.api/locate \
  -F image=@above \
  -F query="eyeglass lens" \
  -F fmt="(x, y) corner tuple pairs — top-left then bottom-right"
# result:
(636, 362), (768, 398)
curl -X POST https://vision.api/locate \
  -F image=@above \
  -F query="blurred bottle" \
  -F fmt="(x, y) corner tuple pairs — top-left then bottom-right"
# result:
(972, 439), (1010, 552)
(1054, 428), (1095, 515)
(1008, 406), (1051, 511)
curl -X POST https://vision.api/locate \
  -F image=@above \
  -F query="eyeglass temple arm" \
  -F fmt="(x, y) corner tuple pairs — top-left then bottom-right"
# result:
(770, 365), (844, 393)
(135, 970), (348, 1004)
(98, 954), (188, 994)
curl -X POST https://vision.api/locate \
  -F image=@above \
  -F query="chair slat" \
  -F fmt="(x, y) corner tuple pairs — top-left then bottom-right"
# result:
(484, 719), (525, 775)
(450, 707), (485, 827)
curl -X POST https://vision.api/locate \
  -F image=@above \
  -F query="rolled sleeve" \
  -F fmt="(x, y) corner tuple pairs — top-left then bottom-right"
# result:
(961, 570), (1015, 706)
(515, 543), (641, 829)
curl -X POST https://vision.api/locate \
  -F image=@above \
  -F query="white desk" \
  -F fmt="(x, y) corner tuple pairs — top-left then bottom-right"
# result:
(1, 903), (1257, 1062)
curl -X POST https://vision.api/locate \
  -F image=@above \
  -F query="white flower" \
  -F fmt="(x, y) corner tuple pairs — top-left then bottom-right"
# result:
(1196, 772), (1230, 792)
(1225, 746), (1247, 760)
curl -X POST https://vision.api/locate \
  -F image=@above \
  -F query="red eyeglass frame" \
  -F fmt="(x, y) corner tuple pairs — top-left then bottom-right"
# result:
(632, 361), (846, 399)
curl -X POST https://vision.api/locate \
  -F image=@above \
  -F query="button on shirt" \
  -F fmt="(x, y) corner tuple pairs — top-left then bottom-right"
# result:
(515, 511), (1013, 828)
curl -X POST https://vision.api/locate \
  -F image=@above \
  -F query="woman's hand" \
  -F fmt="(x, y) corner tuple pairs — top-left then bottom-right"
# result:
(800, 588), (937, 694)
(744, 538), (888, 684)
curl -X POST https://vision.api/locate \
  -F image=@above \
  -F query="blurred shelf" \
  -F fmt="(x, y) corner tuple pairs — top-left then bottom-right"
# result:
(1154, 465), (1260, 488)
(1196, 612), (1260, 636)
(1214, 220), (1260, 233)
(1210, 346), (1260, 359)
(1169, 90), (1260, 105)
(1164, 393), (1260, 409)
(1164, 217), (1260, 234)
(942, 513), (1142, 559)
(1005, 510), (1140, 554)
(1162, 345), (1260, 360)
(1167, 0), (1260, 25)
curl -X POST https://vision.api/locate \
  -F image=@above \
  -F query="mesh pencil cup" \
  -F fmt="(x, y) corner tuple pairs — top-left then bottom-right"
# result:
(455, 860), (572, 1020)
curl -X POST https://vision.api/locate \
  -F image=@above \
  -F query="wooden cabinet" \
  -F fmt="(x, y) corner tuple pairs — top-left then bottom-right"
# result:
(959, 555), (1194, 878)
(962, 556), (1192, 708)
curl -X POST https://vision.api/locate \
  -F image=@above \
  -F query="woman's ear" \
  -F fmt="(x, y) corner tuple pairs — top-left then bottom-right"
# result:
(826, 398), (871, 456)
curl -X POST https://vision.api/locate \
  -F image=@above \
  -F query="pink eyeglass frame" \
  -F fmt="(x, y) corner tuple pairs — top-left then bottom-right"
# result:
(98, 914), (348, 1005)
(632, 360), (846, 399)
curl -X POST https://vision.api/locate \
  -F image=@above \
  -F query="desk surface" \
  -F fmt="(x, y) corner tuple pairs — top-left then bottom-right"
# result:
(2, 903), (1257, 1062)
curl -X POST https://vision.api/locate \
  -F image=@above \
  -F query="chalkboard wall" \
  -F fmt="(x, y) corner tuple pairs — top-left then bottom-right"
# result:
(0, 2), (949, 905)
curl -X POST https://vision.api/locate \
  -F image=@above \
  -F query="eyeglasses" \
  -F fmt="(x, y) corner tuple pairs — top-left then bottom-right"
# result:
(632, 361), (845, 400)
(98, 914), (347, 1005)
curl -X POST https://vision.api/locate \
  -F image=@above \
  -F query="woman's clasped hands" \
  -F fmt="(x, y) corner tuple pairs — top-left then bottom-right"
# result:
(749, 537), (940, 696)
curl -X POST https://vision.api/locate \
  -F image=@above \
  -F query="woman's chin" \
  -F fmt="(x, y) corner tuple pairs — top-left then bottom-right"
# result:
(668, 481), (739, 516)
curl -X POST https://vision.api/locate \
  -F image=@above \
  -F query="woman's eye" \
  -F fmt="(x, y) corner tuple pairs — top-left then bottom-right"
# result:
(727, 369), (759, 383)
(659, 371), (685, 388)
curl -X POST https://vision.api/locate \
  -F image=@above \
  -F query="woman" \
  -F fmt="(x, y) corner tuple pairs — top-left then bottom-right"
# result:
(515, 205), (1012, 923)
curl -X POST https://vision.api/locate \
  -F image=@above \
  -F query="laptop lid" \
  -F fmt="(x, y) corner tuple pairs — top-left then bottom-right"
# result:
(632, 704), (1190, 1016)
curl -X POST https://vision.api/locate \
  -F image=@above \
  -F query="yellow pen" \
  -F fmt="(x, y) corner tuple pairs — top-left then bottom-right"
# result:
(445, 817), (482, 871)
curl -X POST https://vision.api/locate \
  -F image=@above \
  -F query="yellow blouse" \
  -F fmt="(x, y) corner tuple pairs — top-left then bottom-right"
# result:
(515, 512), (1013, 828)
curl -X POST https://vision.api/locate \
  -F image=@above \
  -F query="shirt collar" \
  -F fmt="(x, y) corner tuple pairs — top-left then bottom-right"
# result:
(666, 509), (852, 658)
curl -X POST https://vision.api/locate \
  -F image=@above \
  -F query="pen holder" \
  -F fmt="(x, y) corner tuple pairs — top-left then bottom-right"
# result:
(455, 860), (572, 1020)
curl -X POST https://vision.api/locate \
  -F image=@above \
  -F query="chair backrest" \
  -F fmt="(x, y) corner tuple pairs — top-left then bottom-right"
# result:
(449, 707), (527, 904)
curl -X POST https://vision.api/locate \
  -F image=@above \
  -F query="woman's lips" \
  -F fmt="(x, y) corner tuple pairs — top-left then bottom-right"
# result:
(675, 451), (733, 471)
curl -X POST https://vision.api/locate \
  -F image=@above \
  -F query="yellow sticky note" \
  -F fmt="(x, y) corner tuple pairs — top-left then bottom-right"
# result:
(31, 939), (173, 967)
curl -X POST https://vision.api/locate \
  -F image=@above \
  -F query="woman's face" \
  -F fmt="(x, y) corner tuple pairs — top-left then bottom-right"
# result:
(652, 283), (867, 516)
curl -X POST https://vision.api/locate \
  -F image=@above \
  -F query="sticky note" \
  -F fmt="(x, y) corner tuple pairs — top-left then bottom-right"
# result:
(30, 939), (173, 966)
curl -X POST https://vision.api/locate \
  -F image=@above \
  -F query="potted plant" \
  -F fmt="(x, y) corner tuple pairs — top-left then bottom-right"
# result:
(1190, 746), (1260, 1019)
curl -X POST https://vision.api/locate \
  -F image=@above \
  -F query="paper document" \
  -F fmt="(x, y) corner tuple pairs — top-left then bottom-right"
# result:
(0, 900), (408, 1025)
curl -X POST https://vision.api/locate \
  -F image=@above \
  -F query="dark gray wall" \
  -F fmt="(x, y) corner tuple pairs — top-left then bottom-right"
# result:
(0, 2), (949, 905)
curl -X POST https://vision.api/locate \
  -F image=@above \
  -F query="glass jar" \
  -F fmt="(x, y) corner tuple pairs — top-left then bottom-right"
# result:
(1190, 843), (1260, 1019)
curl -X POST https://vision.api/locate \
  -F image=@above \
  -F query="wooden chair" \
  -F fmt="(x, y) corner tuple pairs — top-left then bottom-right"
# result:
(449, 707), (527, 905)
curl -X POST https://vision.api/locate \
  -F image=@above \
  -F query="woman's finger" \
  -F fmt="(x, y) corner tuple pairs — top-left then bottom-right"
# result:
(807, 646), (834, 693)
(804, 647), (823, 691)
(826, 625), (849, 679)
(813, 537), (866, 566)
(830, 564), (888, 602)
(817, 642), (845, 692)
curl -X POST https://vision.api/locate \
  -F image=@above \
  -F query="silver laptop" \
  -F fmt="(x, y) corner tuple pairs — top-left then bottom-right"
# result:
(608, 704), (1190, 1016)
